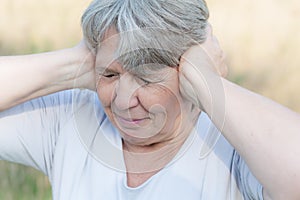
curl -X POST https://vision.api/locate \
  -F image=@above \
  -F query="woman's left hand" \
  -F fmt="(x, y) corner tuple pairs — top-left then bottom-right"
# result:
(178, 24), (227, 109)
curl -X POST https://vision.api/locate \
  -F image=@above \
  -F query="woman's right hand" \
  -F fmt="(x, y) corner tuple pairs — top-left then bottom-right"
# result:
(71, 40), (96, 91)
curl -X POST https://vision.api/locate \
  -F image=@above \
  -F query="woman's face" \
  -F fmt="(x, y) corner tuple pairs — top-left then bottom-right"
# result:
(95, 28), (194, 147)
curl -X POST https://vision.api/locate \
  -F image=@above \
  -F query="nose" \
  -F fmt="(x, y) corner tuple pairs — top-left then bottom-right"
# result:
(113, 73), (139, 110)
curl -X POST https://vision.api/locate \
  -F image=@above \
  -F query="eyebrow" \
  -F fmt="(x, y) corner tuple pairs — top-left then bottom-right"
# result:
(96, 61), (122, 73)
(95, 64), (113, 74)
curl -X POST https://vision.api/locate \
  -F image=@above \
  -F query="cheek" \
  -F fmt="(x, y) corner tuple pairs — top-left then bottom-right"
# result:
(164, 93), (181, 118)
(97, 82), (116, 107)
(141, 89), (182, 134)
(139, 86), (181, 116)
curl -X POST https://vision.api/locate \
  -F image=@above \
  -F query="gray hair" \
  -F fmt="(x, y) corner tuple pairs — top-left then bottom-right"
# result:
(81, 0), (209, 72)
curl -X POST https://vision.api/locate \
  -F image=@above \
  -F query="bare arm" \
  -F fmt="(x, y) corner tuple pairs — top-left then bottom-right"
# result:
(0, 41), (95, 111)
(179, 28), (300, 199)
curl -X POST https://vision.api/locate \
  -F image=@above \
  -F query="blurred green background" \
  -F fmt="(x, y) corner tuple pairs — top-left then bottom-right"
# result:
(0, 0), (299, 199)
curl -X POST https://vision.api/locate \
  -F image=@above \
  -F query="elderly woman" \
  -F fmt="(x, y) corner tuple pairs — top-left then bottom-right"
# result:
(0, 0), (300, 199)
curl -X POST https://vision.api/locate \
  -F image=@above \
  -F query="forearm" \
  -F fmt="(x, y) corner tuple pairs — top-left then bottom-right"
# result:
(179, 25), (300, 199)
(201, 76), (300, 199)
(0, 45), (94, 111)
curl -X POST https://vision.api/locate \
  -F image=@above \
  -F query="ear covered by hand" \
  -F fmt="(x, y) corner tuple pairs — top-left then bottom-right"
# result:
(72, 40), (97, 91)
(178, 24), (228, 108)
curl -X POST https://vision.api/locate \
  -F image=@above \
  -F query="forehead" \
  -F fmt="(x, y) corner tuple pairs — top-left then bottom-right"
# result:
(95, 28), (172, 76)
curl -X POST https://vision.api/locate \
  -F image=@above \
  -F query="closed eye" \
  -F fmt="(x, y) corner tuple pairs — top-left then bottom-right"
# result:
(98, 68), (120, 78)
(102, 73), (118, 78)
(98, 71), (120, 83)
(139, 77), (151, 84)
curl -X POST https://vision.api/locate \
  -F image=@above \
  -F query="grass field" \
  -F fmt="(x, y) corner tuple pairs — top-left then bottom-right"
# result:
(0, 0), (300, 199)
(0, 162), (51, 200)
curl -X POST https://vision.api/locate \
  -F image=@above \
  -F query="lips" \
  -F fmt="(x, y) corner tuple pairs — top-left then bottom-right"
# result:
(118, 117), (143, 124)
(113, 113), (150, 126)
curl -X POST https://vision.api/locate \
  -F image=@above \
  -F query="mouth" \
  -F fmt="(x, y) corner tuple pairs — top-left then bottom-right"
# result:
(114, 114), (150, 127)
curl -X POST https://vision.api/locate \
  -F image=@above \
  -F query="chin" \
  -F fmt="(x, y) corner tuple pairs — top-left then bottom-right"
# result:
(119, 129), (157, 146)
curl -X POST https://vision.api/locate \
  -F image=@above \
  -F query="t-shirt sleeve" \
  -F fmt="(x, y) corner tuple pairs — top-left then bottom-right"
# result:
(233, 151), (264, 200)
(0, 90), (75, 176)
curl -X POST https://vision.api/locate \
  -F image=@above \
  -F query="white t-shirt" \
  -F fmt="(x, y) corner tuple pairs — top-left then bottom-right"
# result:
(0, 90), (263, 200)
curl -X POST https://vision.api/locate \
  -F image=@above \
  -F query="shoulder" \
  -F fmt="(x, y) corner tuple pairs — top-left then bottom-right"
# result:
(195, 112), (235, 160)
(195, 112), (264, 199)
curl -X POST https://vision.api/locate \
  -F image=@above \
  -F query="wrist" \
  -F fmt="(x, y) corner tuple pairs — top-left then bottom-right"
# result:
(53, 44), (95, 90)
(194, 73), (225, 114)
